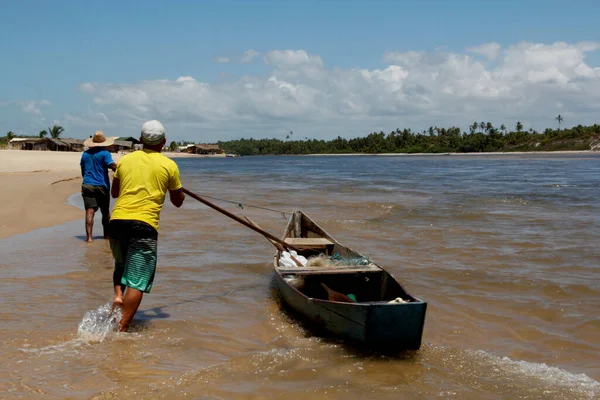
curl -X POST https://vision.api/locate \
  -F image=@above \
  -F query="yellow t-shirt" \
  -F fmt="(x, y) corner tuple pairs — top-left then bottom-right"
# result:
(111, 149), (182, 232)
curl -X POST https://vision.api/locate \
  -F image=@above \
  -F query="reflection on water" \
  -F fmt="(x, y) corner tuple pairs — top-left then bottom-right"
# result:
(1, 154), (599, 399)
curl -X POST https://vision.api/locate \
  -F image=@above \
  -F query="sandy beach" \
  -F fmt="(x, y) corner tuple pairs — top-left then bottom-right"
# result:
(0, 151), (117, 239)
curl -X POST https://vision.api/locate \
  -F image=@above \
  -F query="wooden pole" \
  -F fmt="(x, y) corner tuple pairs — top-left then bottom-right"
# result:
(182, 187), (299, 252)
(244, 216), (303, 267)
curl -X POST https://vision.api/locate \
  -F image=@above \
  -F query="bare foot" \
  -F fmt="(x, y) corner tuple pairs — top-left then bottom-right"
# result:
(110, 296), (123, 314)
(86, 238), (93, 243)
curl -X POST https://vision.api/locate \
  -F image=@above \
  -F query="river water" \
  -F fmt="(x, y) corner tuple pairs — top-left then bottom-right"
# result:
(1, 154), (599, 399)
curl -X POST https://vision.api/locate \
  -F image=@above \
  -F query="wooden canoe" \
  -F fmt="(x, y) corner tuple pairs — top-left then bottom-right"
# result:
(272, 210), (427, 351)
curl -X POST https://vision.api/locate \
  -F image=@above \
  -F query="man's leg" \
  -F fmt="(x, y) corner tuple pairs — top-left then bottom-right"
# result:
(81, 185), (98, 242)
(118, 232), (158, 332)
(110, 236), (126, 314)
(98, 190), (111, 239)
(120, 288), (144, 332)
(85, 208), (95, 242)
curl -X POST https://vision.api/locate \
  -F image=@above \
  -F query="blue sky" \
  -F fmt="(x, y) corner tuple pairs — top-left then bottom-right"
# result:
(1, 0), (599, 142)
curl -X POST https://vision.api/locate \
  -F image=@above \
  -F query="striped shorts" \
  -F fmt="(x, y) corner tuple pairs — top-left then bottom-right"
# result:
(109, 219), (159, 293)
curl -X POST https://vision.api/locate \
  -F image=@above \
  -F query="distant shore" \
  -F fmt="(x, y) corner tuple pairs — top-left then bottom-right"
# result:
(305, 150), (598, 157)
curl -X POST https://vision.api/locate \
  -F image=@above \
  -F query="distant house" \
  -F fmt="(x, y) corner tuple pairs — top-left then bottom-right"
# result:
(107, 140), (133, 153)
(47, 138), (71, 152)
(96, 136), (139, 153)
(189, 144), (225, 155)
(8, 137), (47, 150)
(9, 137), (87, 152)
(60, 138), (85, 152)
(116, 136), (141, 145)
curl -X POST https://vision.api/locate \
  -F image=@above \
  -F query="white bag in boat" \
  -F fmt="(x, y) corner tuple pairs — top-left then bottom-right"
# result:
(279, 255), (296, 268)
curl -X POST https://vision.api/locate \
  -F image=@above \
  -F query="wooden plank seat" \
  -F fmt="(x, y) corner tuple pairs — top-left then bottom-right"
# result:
(277, 264), (382, 275)
(284, 238), (334, 249)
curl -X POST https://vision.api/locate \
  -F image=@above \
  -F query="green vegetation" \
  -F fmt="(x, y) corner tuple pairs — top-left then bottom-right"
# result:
(2, 119), (600, 155)
(218, 120), (600, 156)
(40, 125), (65, 139)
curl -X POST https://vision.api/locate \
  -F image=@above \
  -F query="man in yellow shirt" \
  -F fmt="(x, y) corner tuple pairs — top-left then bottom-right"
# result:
(109, 120), (185, 332)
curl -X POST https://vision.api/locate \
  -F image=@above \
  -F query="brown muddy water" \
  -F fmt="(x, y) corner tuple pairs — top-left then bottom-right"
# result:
(1, 154), (599, 399)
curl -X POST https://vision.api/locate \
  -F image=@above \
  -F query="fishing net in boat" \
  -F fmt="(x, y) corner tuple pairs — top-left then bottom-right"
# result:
(305, 252), (372, 267)
(329, 252), (372, 266)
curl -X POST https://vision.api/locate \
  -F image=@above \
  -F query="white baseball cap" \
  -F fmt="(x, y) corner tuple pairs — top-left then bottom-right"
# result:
(141, 120), (166, 145)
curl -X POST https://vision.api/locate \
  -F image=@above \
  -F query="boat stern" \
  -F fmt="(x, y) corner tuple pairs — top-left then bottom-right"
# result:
(365, 300), (427, 350)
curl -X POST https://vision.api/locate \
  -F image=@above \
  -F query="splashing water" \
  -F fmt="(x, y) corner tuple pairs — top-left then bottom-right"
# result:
(77, 302), (122, 342)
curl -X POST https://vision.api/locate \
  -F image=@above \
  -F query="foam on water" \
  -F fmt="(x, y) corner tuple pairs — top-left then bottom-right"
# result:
(18, 303), (122, 356)
(76, 302), (122, 343)
(469, 349), (600, 399)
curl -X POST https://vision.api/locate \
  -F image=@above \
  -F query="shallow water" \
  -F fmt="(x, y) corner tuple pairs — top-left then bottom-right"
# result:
(1, 154), (599, 399)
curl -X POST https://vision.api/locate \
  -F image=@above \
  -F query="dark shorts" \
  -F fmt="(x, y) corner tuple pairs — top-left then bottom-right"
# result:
(81, 184), (109, 212)
(109, 219), (159, 293)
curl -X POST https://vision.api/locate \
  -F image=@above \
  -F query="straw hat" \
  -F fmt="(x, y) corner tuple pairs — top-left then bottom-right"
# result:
(84, 130), (115, 148)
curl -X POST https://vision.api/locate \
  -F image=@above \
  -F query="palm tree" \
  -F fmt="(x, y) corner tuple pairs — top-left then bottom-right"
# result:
(555, 114), (563, 131)
(6, 131), (15, 140)
(45, 125), (64, 138)
(516, 121), (523, 133)
(470, 121), (478, 134)
(39, 130), (47, 138)
(500, 124), (506, 134)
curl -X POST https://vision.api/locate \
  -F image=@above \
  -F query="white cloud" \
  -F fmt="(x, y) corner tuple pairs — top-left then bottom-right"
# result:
(69, 41), (600, 141)
(467, 42), (502, 60)
(213, 56), (231, 63)
(20, 100), (51, 116)
(241, 49), (260, 63)
(263, 50), (323, 68)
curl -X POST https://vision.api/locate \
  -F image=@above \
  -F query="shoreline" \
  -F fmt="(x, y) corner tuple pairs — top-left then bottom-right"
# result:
(0, 148), (597, 239)
(303, 150), (598, 157)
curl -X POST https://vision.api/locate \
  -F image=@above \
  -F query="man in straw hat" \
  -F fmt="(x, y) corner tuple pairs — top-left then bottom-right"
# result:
(108, 120), (185, 332)
(80, 131), (117, 242)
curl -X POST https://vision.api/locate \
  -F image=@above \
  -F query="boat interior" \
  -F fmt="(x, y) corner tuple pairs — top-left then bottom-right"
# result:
(276, 211), (417, 304)
(293, 271), (415, 304)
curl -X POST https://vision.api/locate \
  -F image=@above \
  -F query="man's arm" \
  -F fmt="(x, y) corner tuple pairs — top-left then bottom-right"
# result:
(168, 164), (185, 208)
(111, 177), (120, 199)
(104, 151), (117, 172)
(169, 188), (185, 208)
